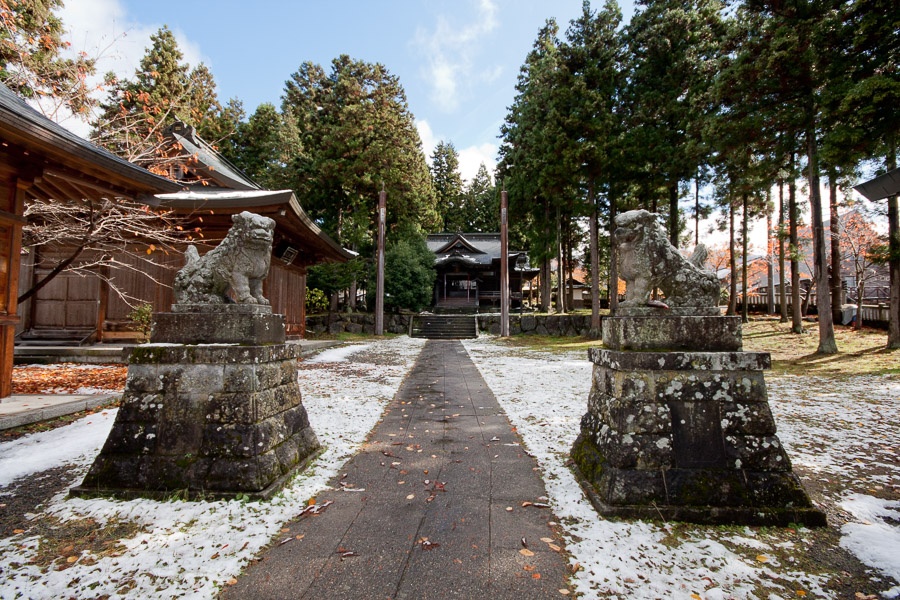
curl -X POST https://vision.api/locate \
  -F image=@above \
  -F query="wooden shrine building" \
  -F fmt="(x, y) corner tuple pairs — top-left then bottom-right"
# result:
(3, 94), (348, 395)
(426, 233), (538, 311)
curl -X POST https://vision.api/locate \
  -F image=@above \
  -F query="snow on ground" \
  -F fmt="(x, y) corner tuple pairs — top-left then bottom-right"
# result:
(2, 335), (898, 599)
(463, 336), (900, 599)
(0, 411), (117, 488)
(0, 336), (425, 600)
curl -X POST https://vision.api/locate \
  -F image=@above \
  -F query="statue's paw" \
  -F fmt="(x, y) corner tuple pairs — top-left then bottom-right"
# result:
(257, 297), (270, 306)
(237, 295), (255, 304)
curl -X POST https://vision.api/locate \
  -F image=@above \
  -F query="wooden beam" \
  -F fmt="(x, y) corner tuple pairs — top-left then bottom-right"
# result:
(43, 168), (135, 199)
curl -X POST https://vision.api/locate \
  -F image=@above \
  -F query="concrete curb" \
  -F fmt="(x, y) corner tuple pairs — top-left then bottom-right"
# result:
(0, 393), (120, 431)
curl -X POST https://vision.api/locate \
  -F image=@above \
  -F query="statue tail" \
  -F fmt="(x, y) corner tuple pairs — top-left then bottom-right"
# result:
(690, 244), (709, 269)
(184, 245), (200, 265)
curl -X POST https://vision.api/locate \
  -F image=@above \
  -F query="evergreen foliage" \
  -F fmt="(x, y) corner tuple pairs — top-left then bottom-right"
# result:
(0, 0), (96, 117)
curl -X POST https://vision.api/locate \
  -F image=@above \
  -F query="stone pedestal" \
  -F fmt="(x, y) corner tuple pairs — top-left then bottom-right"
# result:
(71, 305), (320, 500)
(571, 313), (825, 526)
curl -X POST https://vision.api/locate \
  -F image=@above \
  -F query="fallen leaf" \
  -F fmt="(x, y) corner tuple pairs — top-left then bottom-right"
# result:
(532, 573), (541, 580)
(66, 556), (78, 563)
(756, 555), (769, 563)
(227, 578), (238, 586)
(524, 565), (536, 572)
(520, 549), (535, 557)
(407, 494), (415, 500)
(559, 590), (570, 596)
(506, 507), (513, 512)
(548, 543), (561, 552)
(13, 529), (24, 534)
(210, 552), (220, 560)
(522, 501), (534, 507)
(540, 537), (554, 544)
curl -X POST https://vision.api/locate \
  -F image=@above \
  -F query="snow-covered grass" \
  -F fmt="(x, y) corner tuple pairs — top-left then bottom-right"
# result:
(2, 334), (898, 599)
(463, 336), (900, 599)
(0, 337), (425, 600)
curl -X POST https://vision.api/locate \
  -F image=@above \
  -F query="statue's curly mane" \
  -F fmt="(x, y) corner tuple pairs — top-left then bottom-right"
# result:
(173, 211), (275, 305)
(615, 210), (719, 308)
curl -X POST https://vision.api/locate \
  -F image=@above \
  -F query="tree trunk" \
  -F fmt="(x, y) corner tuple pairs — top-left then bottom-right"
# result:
(695, 176), (701, 247)
(728, 200), (737, 316)
(741, 193), (749, 324)
(806, 123), (837, 353)
(589, 180), (600, 333)
(668, 180), (679, 248)
(766, 195), (775, 315)
(855, 281), (864, 330)
(609, 194), (619, 312)
(556, 218), (566, 314)
(829, 172), (843, 325)
(887, 146), (900, 348)
(778, 180), (788, 322)
(789, 155), (803, 334)
(540, 258), (551, 312)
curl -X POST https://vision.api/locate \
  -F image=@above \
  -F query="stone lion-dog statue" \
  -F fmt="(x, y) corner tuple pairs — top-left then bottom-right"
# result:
(615, 209), (719, 308)
(173, 211), (276, 305)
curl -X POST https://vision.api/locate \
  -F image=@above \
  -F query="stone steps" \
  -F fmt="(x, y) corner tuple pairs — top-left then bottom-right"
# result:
(410, 315), (477, 339)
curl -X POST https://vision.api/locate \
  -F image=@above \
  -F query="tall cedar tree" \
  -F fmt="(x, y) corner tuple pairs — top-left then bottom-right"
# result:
(465, 163), (499, 233)
(498, 19), (580, 312)
(0, 0), (96, 118)
(221, 102), (301, 190)
(282, 55), (438, 252)
(560, 0), (623, 325)
(91, 26), (241, 172)
(622, 0), (724, 246)
(431, 141), (466, 232)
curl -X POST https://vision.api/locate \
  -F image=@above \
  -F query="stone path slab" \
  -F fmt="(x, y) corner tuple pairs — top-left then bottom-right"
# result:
(222, 339), (571, 599)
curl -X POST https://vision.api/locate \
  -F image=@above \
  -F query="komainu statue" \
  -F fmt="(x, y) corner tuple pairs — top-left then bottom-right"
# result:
(615, 209), (719, 308)
(174, 211), (275, 305)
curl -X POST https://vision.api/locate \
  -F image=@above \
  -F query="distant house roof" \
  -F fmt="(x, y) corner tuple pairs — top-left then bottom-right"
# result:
(854, 167), (900, 202)
(0, 82), (182, 201)
(426, 233), (538, 274)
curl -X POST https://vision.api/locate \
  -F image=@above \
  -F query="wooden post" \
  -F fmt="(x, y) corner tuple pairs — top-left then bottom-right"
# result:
(375, 188), (386, 336)
(500, 190), (509, 337)
(0, 181), (25, 398)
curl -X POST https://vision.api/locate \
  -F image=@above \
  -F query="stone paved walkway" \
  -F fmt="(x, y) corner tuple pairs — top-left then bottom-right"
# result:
(222, 339), (572, 599)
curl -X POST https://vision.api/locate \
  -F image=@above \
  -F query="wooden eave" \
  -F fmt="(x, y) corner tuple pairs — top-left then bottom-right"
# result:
(153, 189), (352, 266)
(0, 84), (181, 200)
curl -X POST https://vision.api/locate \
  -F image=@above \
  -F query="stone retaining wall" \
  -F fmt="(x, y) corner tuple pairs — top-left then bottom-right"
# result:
(306, 313), (412, 336)
(307, 313), (598, 338)
(476, 314), (597, 338)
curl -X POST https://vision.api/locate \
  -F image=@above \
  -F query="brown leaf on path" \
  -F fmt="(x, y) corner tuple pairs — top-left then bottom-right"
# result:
(519, 549), (535, 557)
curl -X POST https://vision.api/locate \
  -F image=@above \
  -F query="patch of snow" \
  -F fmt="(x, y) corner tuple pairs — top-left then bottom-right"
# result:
(0, 410), (117, 487)
(839, 494), (900, 598)
(303, 343), (370, 364)
(0, 336), (425, 600)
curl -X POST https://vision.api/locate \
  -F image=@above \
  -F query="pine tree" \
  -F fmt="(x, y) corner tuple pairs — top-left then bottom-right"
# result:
(91, 26), (239, 169)
(0, 0), (96, 118)
(431, 141), (465, 232)
(465, 163), (498, 233)
(282, 55), (438, 250)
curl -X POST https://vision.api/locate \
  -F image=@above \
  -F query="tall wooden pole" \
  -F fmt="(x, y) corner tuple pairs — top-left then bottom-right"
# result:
(500, 189), (510, 337)
(375, 188), (386, 336)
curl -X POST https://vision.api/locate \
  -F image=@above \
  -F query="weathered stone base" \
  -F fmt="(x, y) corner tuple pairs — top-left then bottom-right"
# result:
(570, 347), (826, 527)
(72, 321), (320, 500)
(602, 314), (742, 351)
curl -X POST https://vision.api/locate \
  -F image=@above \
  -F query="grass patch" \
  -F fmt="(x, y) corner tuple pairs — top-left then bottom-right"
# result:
(28, 515), (143, 571)
(741, 317), (899, 377)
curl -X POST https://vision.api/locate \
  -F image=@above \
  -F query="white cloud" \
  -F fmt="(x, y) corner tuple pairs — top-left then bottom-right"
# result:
(413, 0), (500, 113)
(416, 119), (438, 164)
(416, 119), (495, 185)
(458, 142), (497, 185)
(51, 0), (207, 137)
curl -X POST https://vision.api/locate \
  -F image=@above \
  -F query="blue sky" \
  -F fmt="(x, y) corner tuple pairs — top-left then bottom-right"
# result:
(59, 0), (636, 182)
